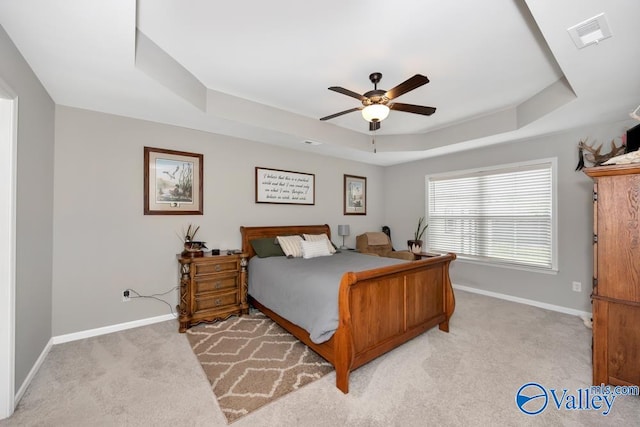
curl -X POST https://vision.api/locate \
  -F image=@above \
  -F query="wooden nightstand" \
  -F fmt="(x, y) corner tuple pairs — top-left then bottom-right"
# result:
(177, 252), (249, 332)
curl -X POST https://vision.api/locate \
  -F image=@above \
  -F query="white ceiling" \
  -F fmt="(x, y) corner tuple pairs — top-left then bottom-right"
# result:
(1, 0), (638, 165)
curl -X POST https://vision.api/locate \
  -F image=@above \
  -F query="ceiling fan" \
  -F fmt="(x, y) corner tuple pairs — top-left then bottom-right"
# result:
(320, 72), (436, 131)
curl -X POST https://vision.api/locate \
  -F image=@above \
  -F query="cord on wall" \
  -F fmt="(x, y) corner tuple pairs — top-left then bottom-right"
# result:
(123, 286), (179, 318)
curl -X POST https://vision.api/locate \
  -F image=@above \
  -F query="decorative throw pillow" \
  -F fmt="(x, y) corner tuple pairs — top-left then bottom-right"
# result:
(250, 238), (285, 258)
(303, 233), (337, 254)
(301, 240), (333, 259)
(276, 235), (304, 258)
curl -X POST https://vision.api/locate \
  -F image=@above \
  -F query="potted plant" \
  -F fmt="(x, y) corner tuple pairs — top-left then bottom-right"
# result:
(407, 217), (428, 254)
(180, 224), (207, 257)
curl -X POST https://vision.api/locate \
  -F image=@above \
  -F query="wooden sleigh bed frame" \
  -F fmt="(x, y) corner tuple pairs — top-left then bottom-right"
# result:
(240, 224), (456, 393)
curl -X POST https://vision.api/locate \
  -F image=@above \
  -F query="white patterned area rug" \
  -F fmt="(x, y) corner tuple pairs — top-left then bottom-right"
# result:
(186, 313), (333, 423)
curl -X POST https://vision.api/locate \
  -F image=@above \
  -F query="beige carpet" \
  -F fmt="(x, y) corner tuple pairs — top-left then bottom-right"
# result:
(4, 291), (640, 426)
(186, 313), (333, 423)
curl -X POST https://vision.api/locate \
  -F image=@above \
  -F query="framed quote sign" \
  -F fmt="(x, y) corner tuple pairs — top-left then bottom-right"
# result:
(144, 147), (203, 215)
(255, 167), (315, 205)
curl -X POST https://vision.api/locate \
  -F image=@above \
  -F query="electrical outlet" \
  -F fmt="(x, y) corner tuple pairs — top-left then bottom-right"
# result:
(122, 290), (130, 302)
(572, 281), (582, 292)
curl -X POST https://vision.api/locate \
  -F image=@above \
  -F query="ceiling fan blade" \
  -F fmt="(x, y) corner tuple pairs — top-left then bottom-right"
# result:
(385, 74), (429, 100)
(389, 103), (436, 116)
(320, 107), (362, 121)
(328, 86), (367, 102)
(369, 121), (381, 132)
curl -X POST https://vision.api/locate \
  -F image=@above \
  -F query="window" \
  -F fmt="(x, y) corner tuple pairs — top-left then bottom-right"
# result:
(426, 158), (556, 271)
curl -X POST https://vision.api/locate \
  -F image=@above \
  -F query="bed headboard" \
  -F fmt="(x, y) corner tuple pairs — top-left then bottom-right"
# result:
(240, 224), (332, 258)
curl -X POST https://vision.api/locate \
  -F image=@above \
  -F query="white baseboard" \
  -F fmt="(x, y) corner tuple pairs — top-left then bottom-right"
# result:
(15, 337), (52, 406)
(52, 313), (176, 345)
(453, 283), (592, 319)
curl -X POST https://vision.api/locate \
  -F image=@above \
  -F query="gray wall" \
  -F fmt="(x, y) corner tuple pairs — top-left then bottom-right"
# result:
(52, 106), (385, 335)
(51, 106), (637, 331)
(0, 26), (55, 392)
(383, 122), (633, 313)
(53, 103), (634, 333)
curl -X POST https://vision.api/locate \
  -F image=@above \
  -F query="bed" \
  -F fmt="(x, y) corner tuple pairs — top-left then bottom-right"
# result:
(240, 224), (456, 393)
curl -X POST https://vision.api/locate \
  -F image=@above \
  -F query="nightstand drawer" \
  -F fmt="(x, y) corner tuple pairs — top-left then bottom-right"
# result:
(194, 291), (238, 313)
(195, 274), (237, 294)
(194, 259), (237, 276)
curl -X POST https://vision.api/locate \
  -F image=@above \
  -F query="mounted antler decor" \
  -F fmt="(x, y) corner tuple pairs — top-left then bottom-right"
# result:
(575, 138), (626, 171)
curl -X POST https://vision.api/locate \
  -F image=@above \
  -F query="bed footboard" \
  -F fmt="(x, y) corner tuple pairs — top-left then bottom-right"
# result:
(334, 253), (456, 393)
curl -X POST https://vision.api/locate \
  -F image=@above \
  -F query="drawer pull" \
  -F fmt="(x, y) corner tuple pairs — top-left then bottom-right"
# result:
(215, 265), (221, 272)
(215, 281), (222, 289)
(214, 298), (222, 306)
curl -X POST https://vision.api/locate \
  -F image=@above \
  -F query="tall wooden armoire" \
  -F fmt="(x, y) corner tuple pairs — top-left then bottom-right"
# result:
(584, 164), (640, 387)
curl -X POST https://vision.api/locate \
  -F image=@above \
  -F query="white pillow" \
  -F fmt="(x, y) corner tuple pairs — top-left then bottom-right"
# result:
(303, 233), (336, 254)
(301, 240), (333, 259)
(276, 235), (304, 258)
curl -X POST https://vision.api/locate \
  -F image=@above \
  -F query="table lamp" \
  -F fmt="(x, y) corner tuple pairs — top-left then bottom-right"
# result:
(338, 224), (350, 250)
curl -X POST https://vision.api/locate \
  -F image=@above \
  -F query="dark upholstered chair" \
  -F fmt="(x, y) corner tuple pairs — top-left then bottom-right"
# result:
(356, 232), (415, 261)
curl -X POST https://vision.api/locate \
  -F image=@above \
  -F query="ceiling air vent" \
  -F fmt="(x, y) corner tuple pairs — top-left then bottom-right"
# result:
(567, 13), (612, 49)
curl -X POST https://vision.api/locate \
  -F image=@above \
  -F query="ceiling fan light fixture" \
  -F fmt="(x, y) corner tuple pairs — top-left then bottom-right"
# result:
(320, 72), (433, 130)
(361, 104), (390, 122)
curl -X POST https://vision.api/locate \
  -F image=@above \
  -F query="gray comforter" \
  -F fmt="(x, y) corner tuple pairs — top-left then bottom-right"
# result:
(248, 251), (406, 344)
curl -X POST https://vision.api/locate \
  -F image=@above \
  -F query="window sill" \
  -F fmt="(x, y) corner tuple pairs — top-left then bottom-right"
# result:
(455, 256), (558, 275)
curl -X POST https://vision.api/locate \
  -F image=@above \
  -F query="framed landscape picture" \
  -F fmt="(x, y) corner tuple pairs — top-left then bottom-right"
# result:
(144, 147), (203, 215)
(344, 174), (366, 215)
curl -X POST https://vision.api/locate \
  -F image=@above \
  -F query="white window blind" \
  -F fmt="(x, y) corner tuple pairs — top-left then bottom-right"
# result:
(426, 159), (555, 270)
